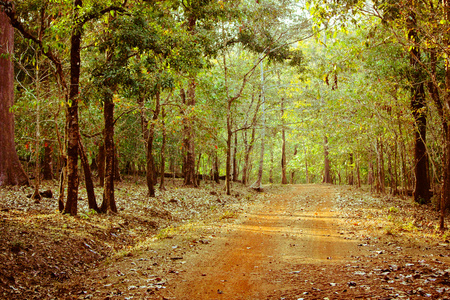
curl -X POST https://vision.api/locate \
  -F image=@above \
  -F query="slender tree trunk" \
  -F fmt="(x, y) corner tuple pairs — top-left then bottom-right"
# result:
(305, 147), (309, 184)
(290, 145), (298, 184)
(393, 141), (399, 195)
(64, 0), (83, 215)
(146, 135), (156, 197)
(269, 140), (274, 184)
(196, 153), (202, 186)
(251, 130), (265, 191)
(368, 160), (374, 191)
(397, 113), (409, 196)
(348, 153), (354, 185)
(32, 51), (42, 202)
(280, 81), (288, 184)
(100, 90), (117, 213)
(182, 82), (197, 187)
(250, 62), (266, 191)
(323, 136), (332, 184)
(242, 128), (256, 185)
(377, 138), (385, 194)
(98, 143), (105, 187)
(145, 88), (161, 197)
(226, 113), (232, 194)
(213, 152), (220, 184)
(276, 70), (288, 184)
(160, 106), (167, 191)
(281, 116), (288, 184)
(356, 156), (361, 188)
(79, 139), (99, 212)
(408, 10), (430, 204)
(232, 129), (238, 182)
(0, 3), (29, 187)
(43, 140), (53, 180)
(388, 149), (394, 194)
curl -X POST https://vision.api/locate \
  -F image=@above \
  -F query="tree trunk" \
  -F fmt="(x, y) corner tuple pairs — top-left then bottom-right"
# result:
(250, 61), (266, 191)
(181, 82), (197, 187)
(290, 145), (298, 184)
(437, 0), (450, 228)
(31, 51), (42, 202)
(226, 107), (232, 195)
(146, 134), (156, 197)
(232, 128), (238, 182)
(269, 140), (274, 184)
(250, 131), (265, 191)
(356, 156), (361, 188)
(43, 141), (53, 180)
(281, 96), (288, 184)
(98, 143), (105, 187)
(323, 136), (332, 184)
(160, 106), (167, 191)
(408, 11), (430, 204)
(376, 138), (385, 194)
(242, 128), (256, 185)
(305, 146), (309, 184)
(281, 126), (288, 184)
(348, 153), (354, 185)
(0, 4), (29, 187)
(146, 87), (161, 197)
(387, 148), (394, 194)
(100, 91), (117, 213)
(79, 139), (99, 212)
(63, 0), (83, 215)
(213, 152), (220, 184)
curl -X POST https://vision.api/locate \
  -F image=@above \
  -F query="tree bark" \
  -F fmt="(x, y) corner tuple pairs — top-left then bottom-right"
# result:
(63, 0), (83, 215)
(232, 128), (238, 182)
(213, 151), (220, 184)
(145, 87), (161, 197)
(323, 136), (332, 184)
(279, 73), (287, 184)
(250, 61), (266, 191)
(98, 143), (105, 187)
(304, 146), (309, 184)
(160, 106), (167, 191)
(269, 140), (274, 184)
(31, 50), (42, 202)
(376, 138), (385, 194)
(43, 141), (53, 180)
(281, 112), (288, 184)
(183, 81), (197, 187)
(348, 153), (354, 185)
(437, 0), (450, 229)
(79, 139), (99, 212)
(0, 4), (29, 187)
(100, 90), (117, 213)
(226, 108), (232, 194)
(408, 10), (430, 204)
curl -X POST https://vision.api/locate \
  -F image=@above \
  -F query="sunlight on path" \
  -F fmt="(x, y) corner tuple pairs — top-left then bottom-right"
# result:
(163, 184), (360, 300)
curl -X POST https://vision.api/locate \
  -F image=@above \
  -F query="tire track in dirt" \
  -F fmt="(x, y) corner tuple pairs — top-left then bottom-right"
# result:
(163, 184), (361, 300)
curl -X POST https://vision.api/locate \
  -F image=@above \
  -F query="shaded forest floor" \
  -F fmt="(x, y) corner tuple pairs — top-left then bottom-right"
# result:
(1, 178), (450, 299)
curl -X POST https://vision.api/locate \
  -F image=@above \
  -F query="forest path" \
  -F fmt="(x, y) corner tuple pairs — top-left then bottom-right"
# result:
(66, 184), (450, 299)
(161, 184), (361, 299)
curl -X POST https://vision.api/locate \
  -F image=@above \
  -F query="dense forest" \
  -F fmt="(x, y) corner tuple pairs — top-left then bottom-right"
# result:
(1, 0), (450, 225)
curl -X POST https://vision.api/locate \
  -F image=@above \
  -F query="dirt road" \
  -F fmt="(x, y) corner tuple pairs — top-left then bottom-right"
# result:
(161, 184), (363, 299)
(67, 184), (450, 299)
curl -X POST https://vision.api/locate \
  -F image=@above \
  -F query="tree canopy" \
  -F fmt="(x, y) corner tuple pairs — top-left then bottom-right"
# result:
(1, 0), (450, 229)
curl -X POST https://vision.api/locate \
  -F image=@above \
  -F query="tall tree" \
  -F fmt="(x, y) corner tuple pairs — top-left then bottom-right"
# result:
(0, 2), (29, 187)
